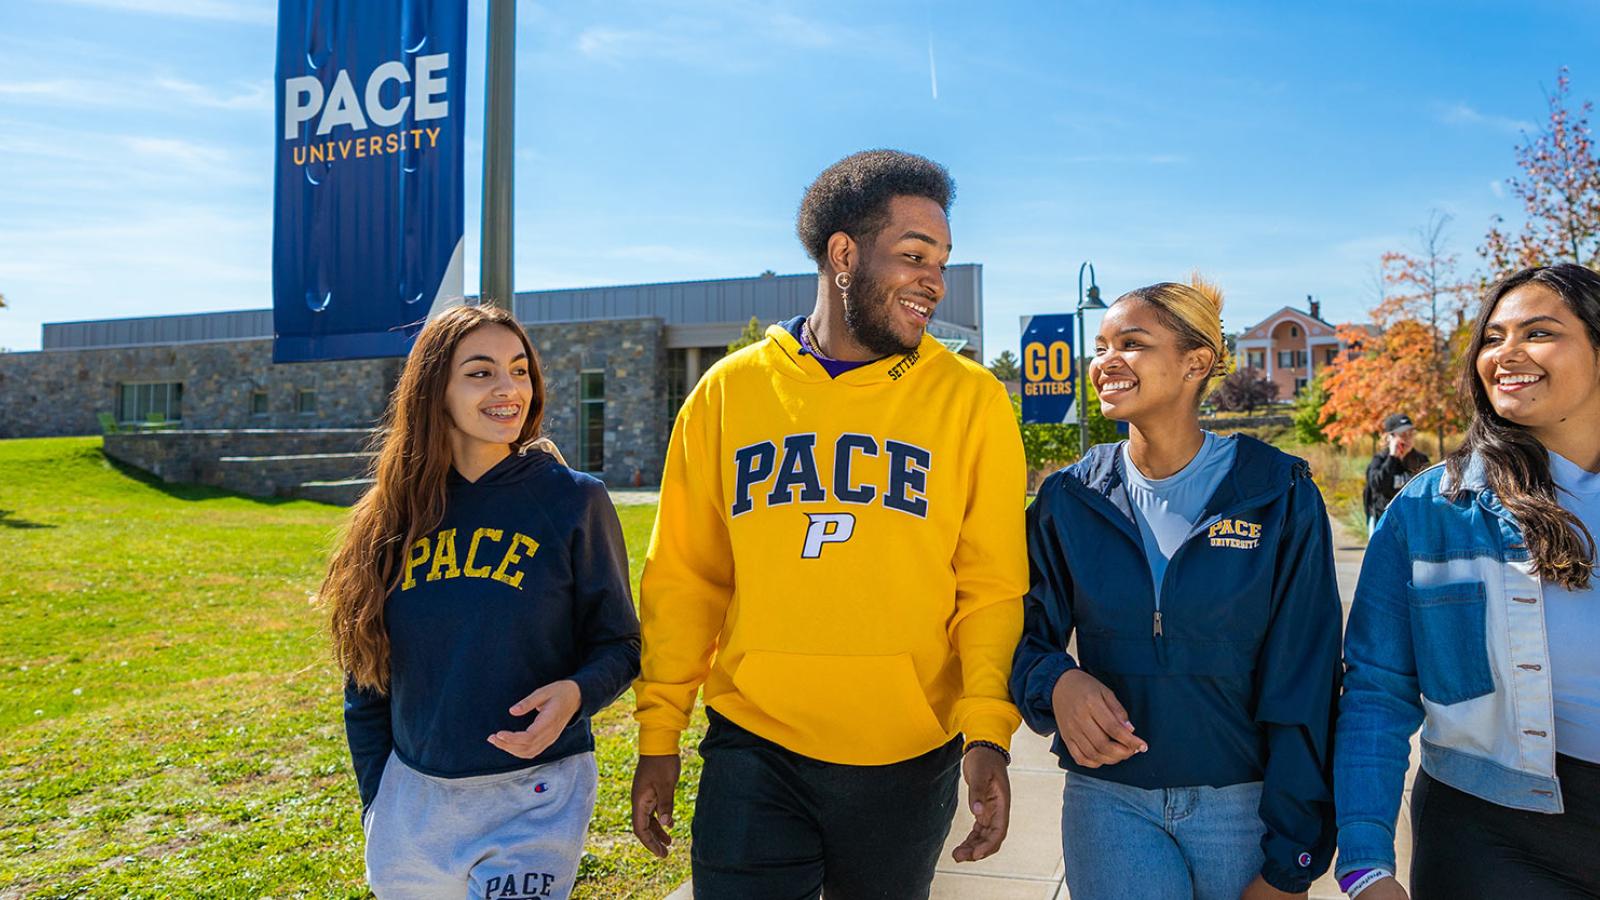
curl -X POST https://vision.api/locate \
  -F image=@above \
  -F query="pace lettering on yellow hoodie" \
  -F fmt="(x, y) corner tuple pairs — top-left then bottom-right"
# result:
(634, 323), (1028, 765)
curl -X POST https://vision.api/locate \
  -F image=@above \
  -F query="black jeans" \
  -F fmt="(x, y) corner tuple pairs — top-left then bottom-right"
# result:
(1411, 754), (1600, 899)
(690, 708), (961, 900)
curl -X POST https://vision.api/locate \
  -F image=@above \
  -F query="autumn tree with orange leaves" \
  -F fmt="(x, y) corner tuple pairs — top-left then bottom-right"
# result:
(1481, 68), (1600, 277)
(1322, 213), (1473, 454)
(1327, 70), (1600, 453)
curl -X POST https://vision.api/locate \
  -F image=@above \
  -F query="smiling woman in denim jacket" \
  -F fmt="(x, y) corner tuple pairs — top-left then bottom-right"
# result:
(1334, 263), (1600, 900)
(1012, 276), (1342, 900)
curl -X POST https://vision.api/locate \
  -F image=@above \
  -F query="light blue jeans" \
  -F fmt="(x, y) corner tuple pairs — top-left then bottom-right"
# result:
(1061, 772), (1266, 900)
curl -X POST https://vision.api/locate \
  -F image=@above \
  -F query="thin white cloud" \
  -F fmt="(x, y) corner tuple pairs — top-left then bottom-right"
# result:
(44, 0), (274, 26)
(123, 136), (233, 170)
(1436, 102), (1534, 135)
(0, 76), (271, 112)
(0, 79), (107, 103)
(577, 27), (702, 66)
(153, 77), (273, 111)
(1490, 180), (1505, 198)
(0, 121), (264, 196)
(761, 10), (837, 49)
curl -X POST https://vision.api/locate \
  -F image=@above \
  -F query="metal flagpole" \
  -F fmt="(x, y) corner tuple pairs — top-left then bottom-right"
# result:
(479, 0), (515, 307)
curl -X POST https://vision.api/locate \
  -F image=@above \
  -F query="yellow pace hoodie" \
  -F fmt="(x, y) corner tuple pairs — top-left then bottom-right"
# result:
(634, 323), (1028, 765)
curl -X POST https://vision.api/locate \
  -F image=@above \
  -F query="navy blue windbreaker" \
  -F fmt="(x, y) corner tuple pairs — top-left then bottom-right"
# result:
(1010, 435), (1341, 893)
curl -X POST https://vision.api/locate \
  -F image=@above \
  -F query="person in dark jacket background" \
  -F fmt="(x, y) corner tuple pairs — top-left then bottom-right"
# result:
(323, 306), (641, 900)
(1011, 275), (1342, 900)
(1362, 413), (1430, 534)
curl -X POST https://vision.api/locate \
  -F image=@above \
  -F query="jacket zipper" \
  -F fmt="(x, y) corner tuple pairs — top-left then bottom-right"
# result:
(1061, 468), (1289, 660)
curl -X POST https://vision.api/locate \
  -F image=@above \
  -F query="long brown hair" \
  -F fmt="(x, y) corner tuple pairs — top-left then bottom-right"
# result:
(1448, 264), (1599, 590)
(325, 305), (546, 692)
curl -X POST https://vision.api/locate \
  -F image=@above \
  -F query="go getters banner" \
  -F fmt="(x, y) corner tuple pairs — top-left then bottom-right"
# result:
(272, 0), (466, 362)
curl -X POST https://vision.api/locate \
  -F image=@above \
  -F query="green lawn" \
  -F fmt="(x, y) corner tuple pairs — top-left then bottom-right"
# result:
(0, 437), (700, 899)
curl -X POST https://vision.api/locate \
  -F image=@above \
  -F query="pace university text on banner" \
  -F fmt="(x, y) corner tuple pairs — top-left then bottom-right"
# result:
(272, 0), (467, 363)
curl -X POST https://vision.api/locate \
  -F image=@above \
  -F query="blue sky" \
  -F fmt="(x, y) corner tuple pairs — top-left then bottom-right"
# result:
(1, 0), (1597, 358)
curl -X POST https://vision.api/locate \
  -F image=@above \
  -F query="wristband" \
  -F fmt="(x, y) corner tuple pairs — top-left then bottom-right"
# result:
(963, 739), (1011, 765)
(1340, 868), (1393, 897)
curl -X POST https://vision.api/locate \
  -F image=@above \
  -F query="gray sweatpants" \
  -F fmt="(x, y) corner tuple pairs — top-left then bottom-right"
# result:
(363, 750), (598, 900)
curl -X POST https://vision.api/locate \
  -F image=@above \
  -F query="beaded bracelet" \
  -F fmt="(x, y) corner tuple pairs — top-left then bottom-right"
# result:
(963, 740), (1011, 765)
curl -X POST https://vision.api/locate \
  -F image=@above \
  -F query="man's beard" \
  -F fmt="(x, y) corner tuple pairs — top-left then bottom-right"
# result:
(843, 265), (926, 356)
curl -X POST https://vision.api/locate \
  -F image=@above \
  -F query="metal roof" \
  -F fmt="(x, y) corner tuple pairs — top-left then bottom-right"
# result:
(39, 265), (984, 356)
(512, 264), (981, 333)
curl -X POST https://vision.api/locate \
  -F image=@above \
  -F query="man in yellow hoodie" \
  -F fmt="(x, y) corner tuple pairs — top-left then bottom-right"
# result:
(630, 150), (1028, 899)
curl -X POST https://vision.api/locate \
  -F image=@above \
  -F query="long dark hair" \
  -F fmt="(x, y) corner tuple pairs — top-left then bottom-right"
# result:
(1448, 264), (1600, 590)
(325, 305), (545, 692)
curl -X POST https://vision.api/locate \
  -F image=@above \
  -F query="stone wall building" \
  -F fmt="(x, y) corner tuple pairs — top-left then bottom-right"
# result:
(0, 268), (986, 486)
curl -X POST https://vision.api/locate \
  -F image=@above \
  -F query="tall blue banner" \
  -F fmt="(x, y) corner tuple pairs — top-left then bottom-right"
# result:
(1020, 314), (1078, 424)
(272, 1), (466, 363)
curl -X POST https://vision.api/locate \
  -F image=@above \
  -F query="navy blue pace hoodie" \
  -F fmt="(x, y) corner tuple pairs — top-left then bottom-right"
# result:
(343, 448), (641, 809)
(1010, 435), (1341, 893)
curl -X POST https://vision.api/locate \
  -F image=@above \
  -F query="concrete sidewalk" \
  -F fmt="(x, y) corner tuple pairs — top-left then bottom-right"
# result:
(668, 518), (1417, 899)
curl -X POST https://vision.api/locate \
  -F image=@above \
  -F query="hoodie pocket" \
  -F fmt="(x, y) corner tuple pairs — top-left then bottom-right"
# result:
(730, 650), (949, 755)
(1407, 581), (1496, 705)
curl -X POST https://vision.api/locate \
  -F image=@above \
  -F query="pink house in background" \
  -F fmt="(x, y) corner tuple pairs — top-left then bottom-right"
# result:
(1233, 296), (1346, 399)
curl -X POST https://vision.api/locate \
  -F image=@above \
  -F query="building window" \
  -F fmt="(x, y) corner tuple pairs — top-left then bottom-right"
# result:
(1324, 347), (1339, 366)
(250, 390), (269, 417)
(1246, 350), (1265, 370)
(1294, 377), (1309, 394)
(297, 389), (317, 415)
(665, 350), (688, 430)
(578, 370), (605, 473)
(119, 382), (182, 424)
(1276, 350), (1308, 369)
(1289, 325), (1299, 338)
(664, 346), (728, 442)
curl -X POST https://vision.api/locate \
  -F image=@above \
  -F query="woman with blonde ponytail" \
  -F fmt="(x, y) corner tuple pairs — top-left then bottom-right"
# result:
(326, 305), (639, 899)
(1012, 275), (1341, 899)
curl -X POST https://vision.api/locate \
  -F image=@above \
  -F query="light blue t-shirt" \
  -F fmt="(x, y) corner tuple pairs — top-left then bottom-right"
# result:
(1121, 431), (1236, 603)
(1547, 450), (1600, 763)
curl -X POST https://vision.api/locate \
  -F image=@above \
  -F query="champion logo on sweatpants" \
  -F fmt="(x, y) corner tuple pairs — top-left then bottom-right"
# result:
(533, 782), (548, 793)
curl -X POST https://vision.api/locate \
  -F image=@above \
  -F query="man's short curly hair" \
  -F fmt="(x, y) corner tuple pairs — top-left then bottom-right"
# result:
(795, 150), (955, 266)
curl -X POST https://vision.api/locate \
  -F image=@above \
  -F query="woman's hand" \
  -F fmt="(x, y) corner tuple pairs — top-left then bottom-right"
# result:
(1051, 669), (1146, 767)
(487, 679), (582, 759)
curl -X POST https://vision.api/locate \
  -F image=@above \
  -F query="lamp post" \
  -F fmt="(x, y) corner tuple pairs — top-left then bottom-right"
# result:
(1077, 262), (1106, 457)
(479, 0), (515, 308)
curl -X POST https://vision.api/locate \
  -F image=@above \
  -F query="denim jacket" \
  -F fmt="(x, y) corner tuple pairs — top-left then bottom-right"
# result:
(1334, 455), (1563, 878)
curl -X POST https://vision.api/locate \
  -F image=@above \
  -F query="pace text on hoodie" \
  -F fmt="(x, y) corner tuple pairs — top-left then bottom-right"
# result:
(635, 324), (1028, 765)
(343, 449), (641, 809)
(1010, 436), (1342, 894)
